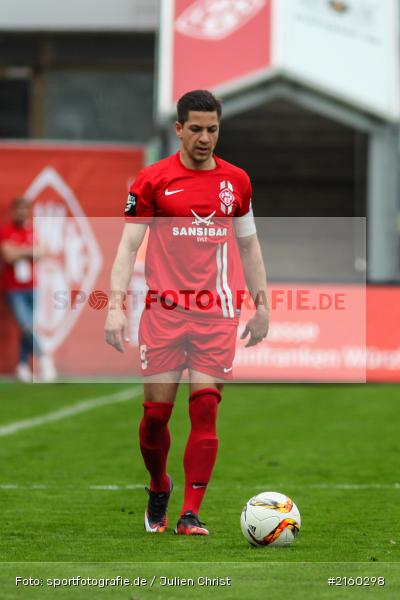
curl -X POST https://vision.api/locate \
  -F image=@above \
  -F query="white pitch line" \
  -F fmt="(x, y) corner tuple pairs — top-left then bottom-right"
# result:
(242, 483), (400, 491)
(0, 387), (142, 438)
(0, 483), (400, 491)
(90, 484), (144, 491)
(307, 483), (400, 490)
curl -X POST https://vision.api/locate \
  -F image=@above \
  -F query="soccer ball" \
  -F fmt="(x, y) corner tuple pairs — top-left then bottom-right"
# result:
(240, 491), (301, 547)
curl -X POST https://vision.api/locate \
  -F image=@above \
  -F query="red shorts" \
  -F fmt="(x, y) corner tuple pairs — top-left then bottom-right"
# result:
(138, 303), (238, 379)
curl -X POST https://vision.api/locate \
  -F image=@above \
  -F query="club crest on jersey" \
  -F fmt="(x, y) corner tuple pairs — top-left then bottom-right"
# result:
(219, 180), (234, 214)
(124, 193), (137, 216)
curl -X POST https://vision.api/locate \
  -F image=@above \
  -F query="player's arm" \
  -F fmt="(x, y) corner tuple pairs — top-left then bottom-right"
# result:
(237, 233), (269, 347)
(0, 241), (34, 263)
(104, 222), (147, 352)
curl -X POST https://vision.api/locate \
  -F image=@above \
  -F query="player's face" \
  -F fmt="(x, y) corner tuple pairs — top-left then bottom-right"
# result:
(176, 111), (220, 168)
(12, 201), (30, 225)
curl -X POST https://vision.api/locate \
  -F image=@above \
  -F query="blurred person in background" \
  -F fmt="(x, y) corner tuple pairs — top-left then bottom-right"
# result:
(0, 197), (56, 383)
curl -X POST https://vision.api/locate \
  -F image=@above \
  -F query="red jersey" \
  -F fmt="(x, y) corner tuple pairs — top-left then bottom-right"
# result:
(0, 222), (35, 291)
(125, 153), (254, 320)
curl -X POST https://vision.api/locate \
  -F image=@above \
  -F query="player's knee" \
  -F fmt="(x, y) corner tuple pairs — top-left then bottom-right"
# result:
(190, 387), (221, 403)
(189, 388), (221, 431)
(142, 401), (173, 430)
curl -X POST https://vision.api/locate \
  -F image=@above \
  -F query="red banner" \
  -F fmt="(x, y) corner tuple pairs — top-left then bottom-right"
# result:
(235, 284), (367, 382)
(159, 0), (273, 117)
(0, 142), (144, 219)
(233, 285), (400, 382)
(0, 142), (145, 375)
(366, 287), (400, 381)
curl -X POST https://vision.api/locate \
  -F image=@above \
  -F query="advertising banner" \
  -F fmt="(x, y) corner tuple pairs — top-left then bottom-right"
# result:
(158, 0), (273, 119)
(235, 283), (367, 382)
(0, 143), (145, 374)
(366, 287), (400, 382)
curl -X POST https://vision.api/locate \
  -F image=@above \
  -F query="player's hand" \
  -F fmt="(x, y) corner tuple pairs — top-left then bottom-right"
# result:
(33, 245), (46, 261)
(241, 307), (269, 348)
(104, 307), (129, 353)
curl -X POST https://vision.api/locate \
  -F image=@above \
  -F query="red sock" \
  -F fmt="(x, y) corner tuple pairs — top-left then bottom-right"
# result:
(181, 388), (221, 516)
(139, 401), (173, 493)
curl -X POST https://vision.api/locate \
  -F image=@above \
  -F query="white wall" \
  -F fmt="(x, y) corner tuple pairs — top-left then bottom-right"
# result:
(0, 0), (159, 31)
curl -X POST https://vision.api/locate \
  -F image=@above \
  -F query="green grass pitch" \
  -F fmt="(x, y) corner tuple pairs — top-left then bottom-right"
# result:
(0, 382), (399, 599)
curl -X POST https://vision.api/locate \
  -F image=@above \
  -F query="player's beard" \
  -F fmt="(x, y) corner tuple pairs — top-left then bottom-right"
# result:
(192, 145), (212, 163)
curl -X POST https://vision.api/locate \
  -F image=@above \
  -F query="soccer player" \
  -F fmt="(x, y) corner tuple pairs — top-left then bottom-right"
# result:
(105, 90), (269, 535)
(0, 197), (56, 382)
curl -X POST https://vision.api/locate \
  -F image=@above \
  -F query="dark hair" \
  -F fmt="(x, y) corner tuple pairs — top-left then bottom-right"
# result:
(177, 89), (222, 124)
(11, 196), (28, 208)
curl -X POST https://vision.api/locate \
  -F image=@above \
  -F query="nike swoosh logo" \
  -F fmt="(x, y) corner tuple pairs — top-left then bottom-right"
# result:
(165, 188), (184, 196)
(192, 484), (207, 489)
(223, 367), (233, 373)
